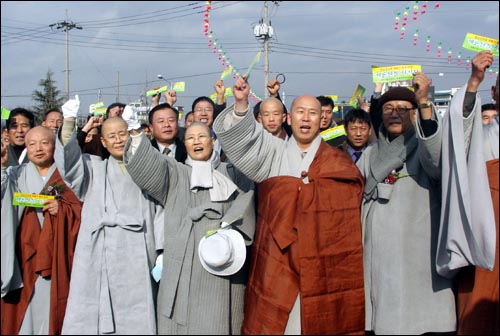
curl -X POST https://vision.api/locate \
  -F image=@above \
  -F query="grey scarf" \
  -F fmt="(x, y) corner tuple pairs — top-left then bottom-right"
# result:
(364, 126), (418, 200)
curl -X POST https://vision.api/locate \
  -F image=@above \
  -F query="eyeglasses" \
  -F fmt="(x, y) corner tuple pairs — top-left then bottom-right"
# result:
(382, 106), (414, 116)
(104, 132), (128, 142)
(194, 107), (213, 113)
(185, 133), (210, 143)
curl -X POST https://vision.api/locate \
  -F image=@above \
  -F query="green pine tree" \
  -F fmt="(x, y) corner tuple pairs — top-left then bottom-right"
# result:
(31, 69), (65, 124)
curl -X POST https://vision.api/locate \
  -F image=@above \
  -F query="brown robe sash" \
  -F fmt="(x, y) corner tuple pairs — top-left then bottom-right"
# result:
(1, 169), (82, 335)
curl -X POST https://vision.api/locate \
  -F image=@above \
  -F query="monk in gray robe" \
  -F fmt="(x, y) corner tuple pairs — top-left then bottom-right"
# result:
(439, 50), (498, 335)
(1, 126), (81, 335)
(123, 119), (255, 335)
(356, 73), (456, 334)
(56, 112), (163, 335)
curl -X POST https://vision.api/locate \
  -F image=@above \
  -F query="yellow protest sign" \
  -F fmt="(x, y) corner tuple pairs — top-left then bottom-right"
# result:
(462, 33), (499, 56)
(320, 125), (345, 141)
(13, 192), (55, 208)
(172, 82), (185, 92)
(210, 88), (234, 102)
(89, 102), (106, 116)
(349, 85), (366, 108)
(372, 65), (422, 83)
(325, 95), (338, 102)
(146, 85), (169, 97)
(220, 66), (233, 80)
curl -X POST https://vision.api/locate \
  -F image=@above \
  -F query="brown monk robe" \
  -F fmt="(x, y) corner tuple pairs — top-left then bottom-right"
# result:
(1, 170), (82, 335)
(242, 142), (365, 335)
(456, 159), (499, 335)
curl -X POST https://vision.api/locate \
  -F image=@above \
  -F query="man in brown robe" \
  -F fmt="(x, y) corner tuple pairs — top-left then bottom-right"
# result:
(1, 126), (82, 335)
(213, 77), (365, 334)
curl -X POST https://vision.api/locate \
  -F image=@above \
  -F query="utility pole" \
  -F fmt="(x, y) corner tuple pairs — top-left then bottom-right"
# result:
(49, 15), (82, 100)
(116, 71), (120, 102)
(254, 1), (277, 98)
(263, 1), (269, 97)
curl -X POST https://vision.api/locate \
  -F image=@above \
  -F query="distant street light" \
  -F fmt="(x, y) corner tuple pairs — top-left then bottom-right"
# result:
(157, 74), (172, 88)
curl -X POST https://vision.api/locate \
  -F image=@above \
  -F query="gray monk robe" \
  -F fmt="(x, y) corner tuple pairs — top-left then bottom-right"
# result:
(123, 132), (255, 335)
(356, 108), (456, 335)
(54, 131), (163, 335)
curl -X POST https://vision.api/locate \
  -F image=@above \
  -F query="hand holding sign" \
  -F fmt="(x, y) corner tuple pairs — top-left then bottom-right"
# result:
(165, 89), (177, 106)
(412, 71), (432, 107)
(469, 51), (494, 91)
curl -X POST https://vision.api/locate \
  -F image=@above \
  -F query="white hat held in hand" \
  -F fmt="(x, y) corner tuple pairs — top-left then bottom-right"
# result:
(198, 229), (246, 276)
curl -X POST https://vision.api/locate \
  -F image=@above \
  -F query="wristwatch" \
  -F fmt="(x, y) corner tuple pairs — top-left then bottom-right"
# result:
(418, 101), (432, 109)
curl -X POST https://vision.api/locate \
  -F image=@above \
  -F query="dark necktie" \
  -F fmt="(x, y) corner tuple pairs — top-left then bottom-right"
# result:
(353, 151), (362, 162)
(162, 147), (171, 156)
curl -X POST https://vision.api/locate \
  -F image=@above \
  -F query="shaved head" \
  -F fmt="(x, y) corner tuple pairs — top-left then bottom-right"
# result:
(26, 126), (55, 144)
(25, 126), (56, 168)
(101, 117), (127, 135)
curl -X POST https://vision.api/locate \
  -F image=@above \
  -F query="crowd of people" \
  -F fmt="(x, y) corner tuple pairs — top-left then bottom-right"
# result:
(1, 50), (498, 335)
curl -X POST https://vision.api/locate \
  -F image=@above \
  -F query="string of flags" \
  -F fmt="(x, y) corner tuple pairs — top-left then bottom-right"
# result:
(203, 1), (262, 103)
(392, 1), (498, 77)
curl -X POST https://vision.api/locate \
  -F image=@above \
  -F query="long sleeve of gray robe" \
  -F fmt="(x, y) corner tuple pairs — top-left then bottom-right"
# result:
(123, 132), (256, 335)
(437, 84), (496, 278)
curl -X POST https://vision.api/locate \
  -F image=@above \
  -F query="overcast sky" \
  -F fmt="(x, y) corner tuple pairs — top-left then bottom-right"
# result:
(1, 1), (499, 114)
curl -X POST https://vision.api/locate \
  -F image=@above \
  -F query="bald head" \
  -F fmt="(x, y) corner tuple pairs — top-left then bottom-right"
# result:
(26, 126), (55, 144)
(25, 126), (56, 168)
(260, 97), (285, 114)
(288, 95), (322, 151)
(259, 97), (286, 136)
(102, 117), (127, 135)
(291, 95), (321, 113)
(100, 117), (129, 160)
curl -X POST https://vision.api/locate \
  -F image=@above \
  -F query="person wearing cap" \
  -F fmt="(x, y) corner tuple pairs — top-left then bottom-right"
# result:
(123, 119), (255, 334)
(213, 77), (365, 334)
(355, 72), (457, 334)
(439, 50), (498, 335)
